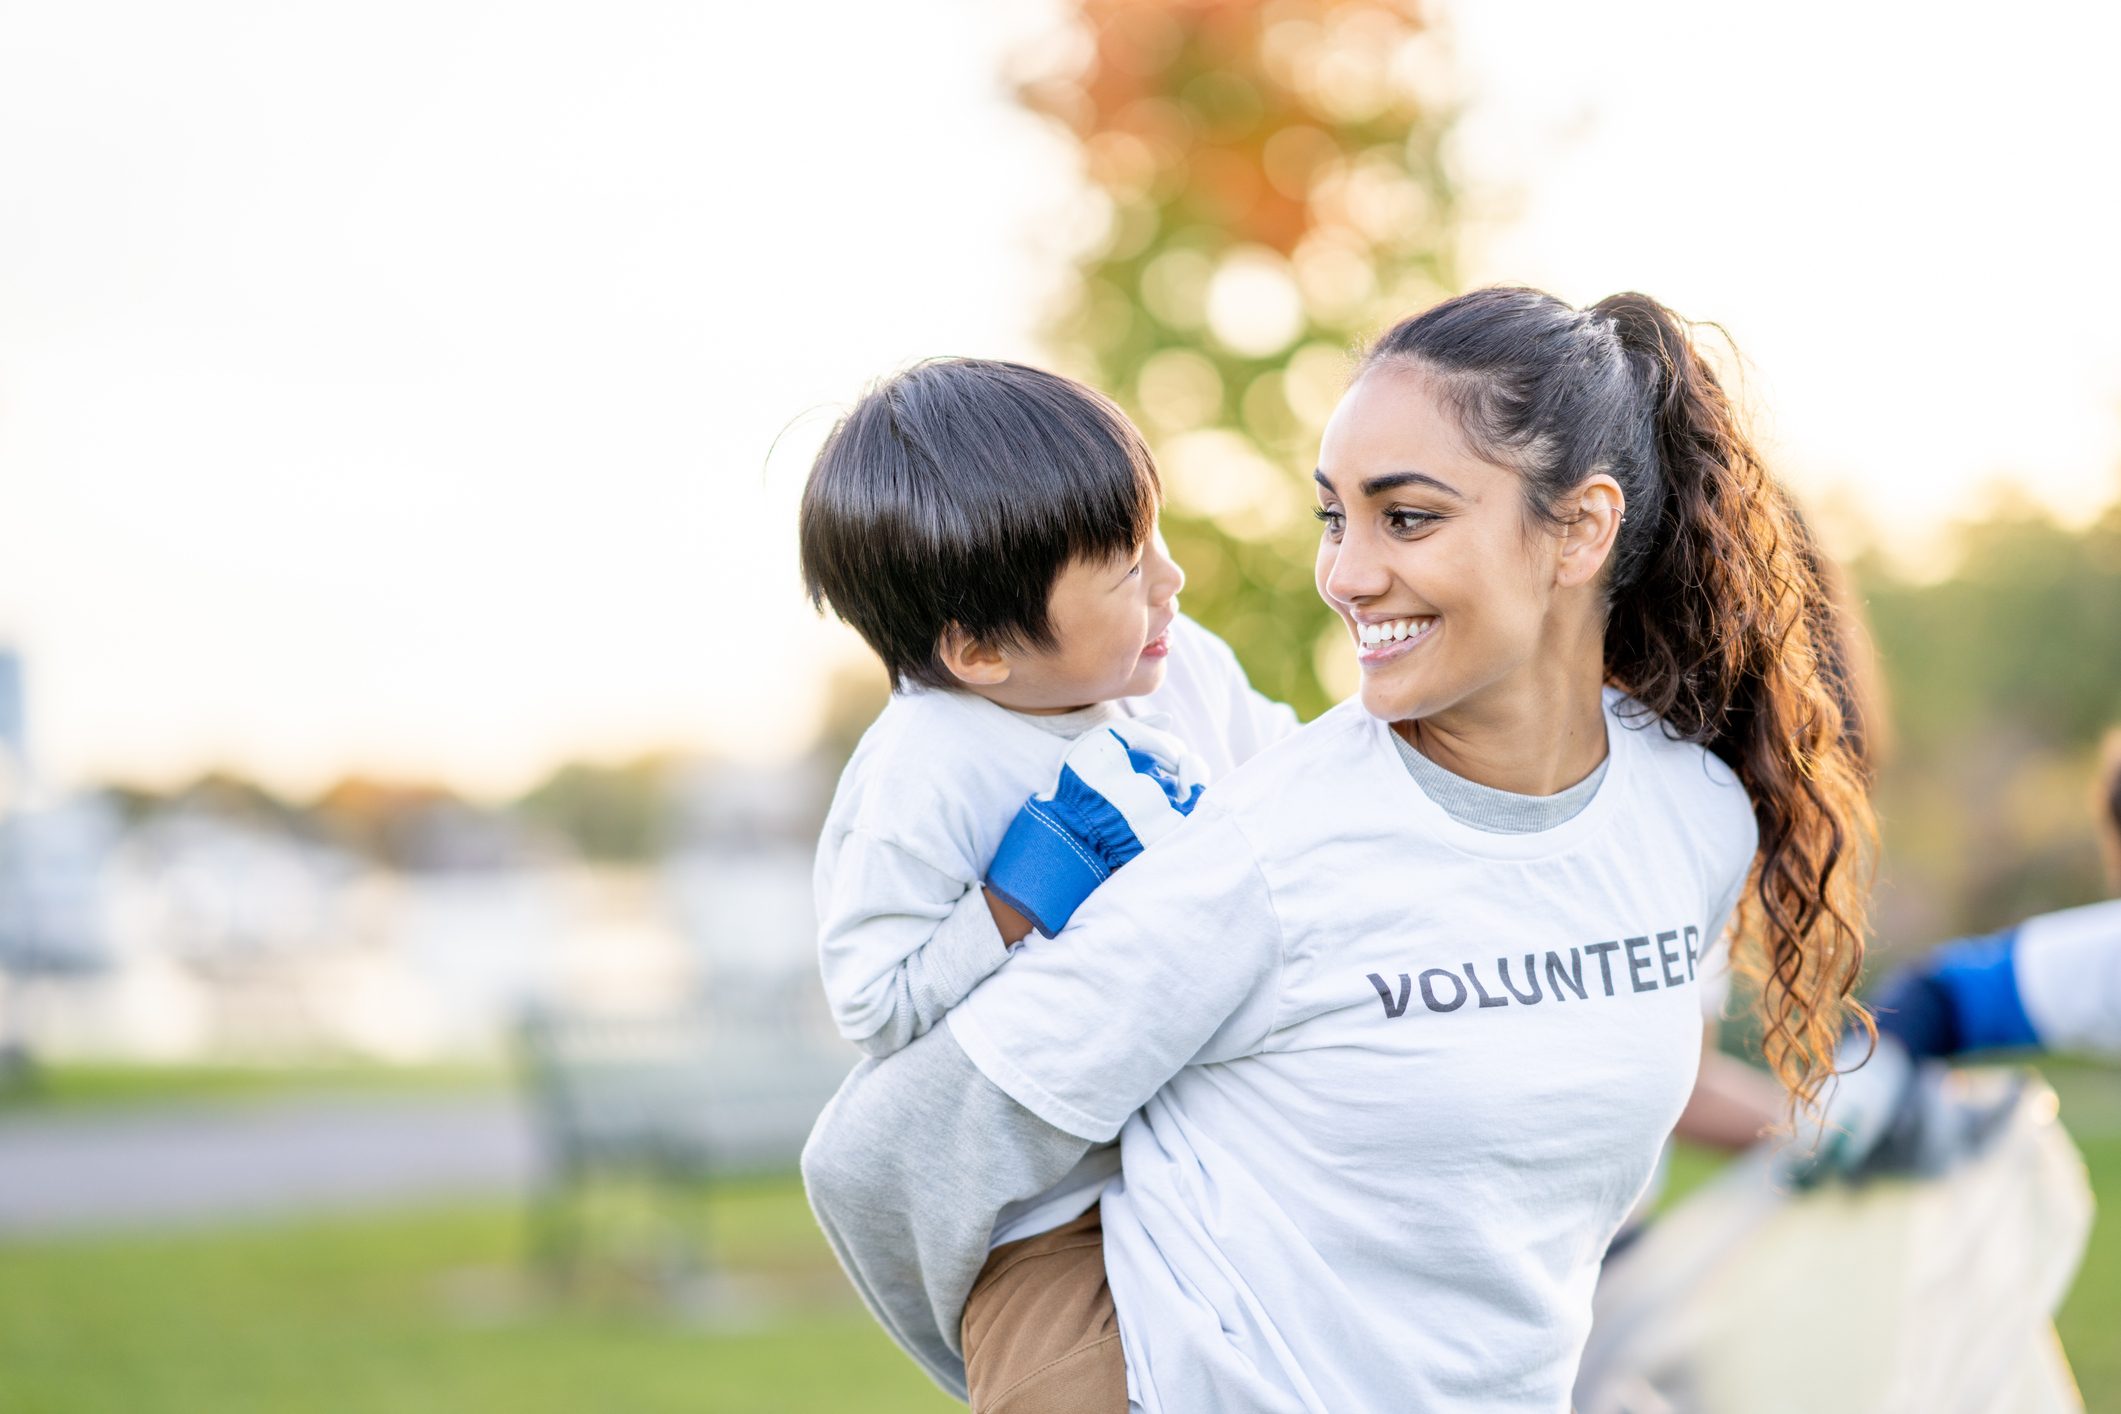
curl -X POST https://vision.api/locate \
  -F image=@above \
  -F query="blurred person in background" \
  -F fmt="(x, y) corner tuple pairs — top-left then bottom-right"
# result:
(1777, 730), (2121, 1185)
(805, 286), (1876, 1413)
(1665, 606), (2121, 1187)
(2103, 729), (2121, 892)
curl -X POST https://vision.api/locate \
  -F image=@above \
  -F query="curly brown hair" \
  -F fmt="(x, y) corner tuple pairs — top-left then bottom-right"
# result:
(1366, 288), (1878, 1108)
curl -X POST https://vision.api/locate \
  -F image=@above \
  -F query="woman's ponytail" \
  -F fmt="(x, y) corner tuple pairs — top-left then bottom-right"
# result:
(1366, 287), (1877, 1107)
(1594, 293), (1876, 1106)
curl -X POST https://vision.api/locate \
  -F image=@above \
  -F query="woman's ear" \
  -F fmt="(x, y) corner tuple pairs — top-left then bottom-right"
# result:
(1556, 475), (1626, 589)
(938, 625), (1012, 688)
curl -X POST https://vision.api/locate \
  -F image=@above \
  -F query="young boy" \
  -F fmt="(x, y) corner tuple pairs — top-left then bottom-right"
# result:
(800, 357), (1292, 1061)
(798, 358), (1293, 1397)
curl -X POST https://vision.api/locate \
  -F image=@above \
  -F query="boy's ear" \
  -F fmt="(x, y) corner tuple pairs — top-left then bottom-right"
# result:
(938, 625), (1011, 688)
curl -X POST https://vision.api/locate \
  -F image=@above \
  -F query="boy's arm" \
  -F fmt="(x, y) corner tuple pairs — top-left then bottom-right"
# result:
(820, 835), (1015, 1059)
(823, 723), (1196, 1057)
(801, 1025), (1093, 1399)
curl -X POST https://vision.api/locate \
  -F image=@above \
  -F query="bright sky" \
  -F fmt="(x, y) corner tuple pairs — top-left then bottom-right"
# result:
(3, 0), (2117, 796)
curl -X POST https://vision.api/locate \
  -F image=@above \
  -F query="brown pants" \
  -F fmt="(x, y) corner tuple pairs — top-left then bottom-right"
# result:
(961, 1203), (1128, 1413)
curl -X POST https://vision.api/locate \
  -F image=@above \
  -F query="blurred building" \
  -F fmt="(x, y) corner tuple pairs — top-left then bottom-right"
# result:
(0, 649), (117, 979)
(0, 706), (845, 1066)
(663, 758), (831, 1035)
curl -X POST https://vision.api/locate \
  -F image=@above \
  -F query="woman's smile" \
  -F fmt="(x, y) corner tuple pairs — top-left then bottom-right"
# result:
(1354, 614), (1438, 667)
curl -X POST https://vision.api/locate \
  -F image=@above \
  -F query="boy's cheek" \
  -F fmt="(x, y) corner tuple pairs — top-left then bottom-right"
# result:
(1128, 657), (1170, 697)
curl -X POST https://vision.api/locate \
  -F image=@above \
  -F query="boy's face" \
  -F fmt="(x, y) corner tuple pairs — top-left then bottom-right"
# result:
(977, 529), (1186, 714)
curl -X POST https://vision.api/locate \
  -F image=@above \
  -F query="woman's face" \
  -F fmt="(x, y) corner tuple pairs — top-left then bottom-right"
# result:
(1312, 363), (1577, 726)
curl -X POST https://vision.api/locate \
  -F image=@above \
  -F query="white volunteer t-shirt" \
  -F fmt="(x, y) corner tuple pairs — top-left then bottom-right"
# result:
(2012, 897), (2121, 1057)
(949, 690), (1758, 1413)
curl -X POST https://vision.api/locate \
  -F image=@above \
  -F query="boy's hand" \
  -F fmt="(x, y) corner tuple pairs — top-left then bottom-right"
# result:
(984, 722), (1206, 939)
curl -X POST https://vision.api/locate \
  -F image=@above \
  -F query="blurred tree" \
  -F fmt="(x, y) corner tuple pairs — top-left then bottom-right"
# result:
(1854, 494), (2121, 949)
(806, 660), (893, 772)
(515, 756), (677, 863)
(171, 771), (313, 836)
(1861, 497), (2121, 758)
(312, 776), (462, 864)
(1020, 0), (1460, 717)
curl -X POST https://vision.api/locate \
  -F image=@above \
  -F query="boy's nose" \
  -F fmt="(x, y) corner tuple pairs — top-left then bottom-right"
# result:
(1146, 531), (1185, 603)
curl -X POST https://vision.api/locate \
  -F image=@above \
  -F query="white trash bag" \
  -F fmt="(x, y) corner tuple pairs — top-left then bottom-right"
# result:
(1576, 1070), (2094, 1414)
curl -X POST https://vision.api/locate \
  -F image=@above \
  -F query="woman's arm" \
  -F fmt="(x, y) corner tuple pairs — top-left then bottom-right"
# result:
(801, 1024), (1093, 1398)
(1671, 1030), (1784, 1151)
(804, 802), (1285, 1389)
(948, 803), (1286, 1141)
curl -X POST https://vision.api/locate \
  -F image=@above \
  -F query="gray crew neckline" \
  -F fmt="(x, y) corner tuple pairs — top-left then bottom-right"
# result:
(1389, 726), (1609, 834)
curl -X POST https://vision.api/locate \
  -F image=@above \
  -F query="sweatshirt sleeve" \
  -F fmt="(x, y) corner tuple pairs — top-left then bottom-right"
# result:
(947, 803), (1285, 1141)
(818, 831), (1013, 1057)
(2012, 900), (2121, 1057)
(801, 1025), (1095, 1399)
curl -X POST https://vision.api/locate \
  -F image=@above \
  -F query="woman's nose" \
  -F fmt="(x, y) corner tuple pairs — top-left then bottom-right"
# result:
(1323, 527), (1388, 605)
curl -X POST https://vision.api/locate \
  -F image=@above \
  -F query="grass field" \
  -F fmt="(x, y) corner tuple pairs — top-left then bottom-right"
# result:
(0, 1178), (955, 1414)
(2, 1063), (2117, 1412)
(0, 1060), (505, 1112)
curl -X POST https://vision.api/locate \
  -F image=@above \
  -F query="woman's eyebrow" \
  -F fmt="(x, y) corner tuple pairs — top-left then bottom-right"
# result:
(1312, 468), (1464, 499)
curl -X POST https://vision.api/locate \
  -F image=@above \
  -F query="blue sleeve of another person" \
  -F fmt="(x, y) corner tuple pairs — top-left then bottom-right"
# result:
(1872, 927), (2043, 1060)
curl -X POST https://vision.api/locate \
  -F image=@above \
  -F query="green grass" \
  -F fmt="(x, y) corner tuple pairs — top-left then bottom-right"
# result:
(0, 1061), (506, 1113)
(2, 1064), (2117, 1412)
(0, 1176), (953, 1414)
(2061, 1129), (2121, 1407)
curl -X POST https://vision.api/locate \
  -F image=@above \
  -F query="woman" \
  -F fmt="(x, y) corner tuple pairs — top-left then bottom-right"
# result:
(803, 287), (1875, 1412)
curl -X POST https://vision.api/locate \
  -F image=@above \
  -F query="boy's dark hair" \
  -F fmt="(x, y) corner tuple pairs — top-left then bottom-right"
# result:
(799, 359), (1160, 692)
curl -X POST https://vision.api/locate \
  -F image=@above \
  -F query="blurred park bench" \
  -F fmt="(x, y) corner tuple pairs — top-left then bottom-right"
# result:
(516, 998), (852, 1292)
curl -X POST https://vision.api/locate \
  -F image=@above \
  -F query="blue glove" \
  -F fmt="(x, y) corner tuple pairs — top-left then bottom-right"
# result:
(1872, 928), (2041, 1061)
(985, 721), (1206, 939)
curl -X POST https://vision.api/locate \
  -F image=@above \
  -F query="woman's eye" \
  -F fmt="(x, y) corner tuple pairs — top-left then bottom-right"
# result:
(1312, 506), (1345, 535)
(1387, 509), (1438, 534)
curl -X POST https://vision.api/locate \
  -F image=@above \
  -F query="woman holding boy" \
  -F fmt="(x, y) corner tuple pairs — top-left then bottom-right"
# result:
(803, 286), (1876, 1412)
